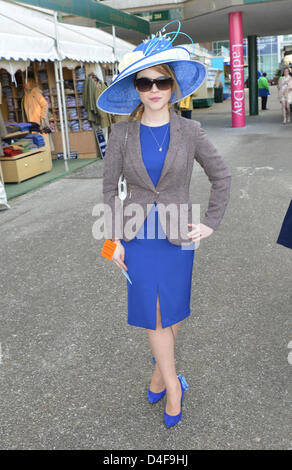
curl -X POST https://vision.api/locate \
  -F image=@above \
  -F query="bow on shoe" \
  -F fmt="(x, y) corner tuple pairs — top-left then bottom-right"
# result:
(177, 374), (189, 390)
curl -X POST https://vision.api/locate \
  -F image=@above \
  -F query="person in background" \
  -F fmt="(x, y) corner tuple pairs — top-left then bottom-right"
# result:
(23, 77), (48, 129)
(179, 93), (193, 119)
(277, 66), (292, 124)
(277, 199), (292, 250)
(179, 89), (199, 119)
(258, 72), (270, 111)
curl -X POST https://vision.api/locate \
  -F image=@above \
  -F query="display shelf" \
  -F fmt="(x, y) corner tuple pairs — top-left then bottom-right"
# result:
(52, 106), (82, 109)
(0, 134), (52, 183)
(52, 92), (75, 96)
(56, 119), (79, 122)
(3, 130), (29, 139)
(1, 61), (98, 159)
(48, 65), (86, 142)
(0, 146), (46, 161)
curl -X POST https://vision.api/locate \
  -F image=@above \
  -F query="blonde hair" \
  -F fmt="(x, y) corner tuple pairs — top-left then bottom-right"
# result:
(129, 64), (181, 121)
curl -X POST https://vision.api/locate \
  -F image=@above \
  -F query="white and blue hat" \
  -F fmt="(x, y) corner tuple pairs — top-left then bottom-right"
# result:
(97, 20), (206, 115)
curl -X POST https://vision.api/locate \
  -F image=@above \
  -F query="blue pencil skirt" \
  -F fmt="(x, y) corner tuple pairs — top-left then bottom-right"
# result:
(120, 203), (195, 330)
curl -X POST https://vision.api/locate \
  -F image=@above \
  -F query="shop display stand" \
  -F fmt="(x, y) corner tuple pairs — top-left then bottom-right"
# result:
(0, 61), (103, 160)
(46, 64), (97, 158)
(0, 132), (52, 183)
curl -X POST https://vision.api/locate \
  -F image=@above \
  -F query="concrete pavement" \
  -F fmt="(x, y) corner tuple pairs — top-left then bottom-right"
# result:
(0, 86), (291, 450)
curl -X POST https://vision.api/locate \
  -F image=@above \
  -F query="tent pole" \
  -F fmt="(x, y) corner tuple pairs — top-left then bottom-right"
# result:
(112, 25), (118, 74)
(54, 60), (68, 167)
(58, 61), (71, 158)
(54, 11), (69, 169)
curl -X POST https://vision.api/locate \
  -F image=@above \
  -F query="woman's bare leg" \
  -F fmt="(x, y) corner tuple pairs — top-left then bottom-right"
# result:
(149, 296), (180, 392)
(146, 296), (182, 415)
(282, 102), (287, 123)
(286, 102), (291, 122)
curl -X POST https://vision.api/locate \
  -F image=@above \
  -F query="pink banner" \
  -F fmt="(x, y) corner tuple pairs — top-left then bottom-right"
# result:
(229, 12), (245, 127)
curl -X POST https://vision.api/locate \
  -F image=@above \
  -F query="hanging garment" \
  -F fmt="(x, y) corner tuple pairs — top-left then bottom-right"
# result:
(82, 76), (100, 124)
(82, 76), (113, 127)
(94, 81), (113, 128)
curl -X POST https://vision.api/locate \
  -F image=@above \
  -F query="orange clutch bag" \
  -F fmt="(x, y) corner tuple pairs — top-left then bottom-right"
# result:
(101, 239), (117, 260)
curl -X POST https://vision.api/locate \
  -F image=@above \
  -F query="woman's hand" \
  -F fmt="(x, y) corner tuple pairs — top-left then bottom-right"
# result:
(187, 223), (214, 242)
(112, 241), (128, 271)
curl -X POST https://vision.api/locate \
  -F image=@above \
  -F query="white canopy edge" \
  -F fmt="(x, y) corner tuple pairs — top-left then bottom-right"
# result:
(0, 0), (134, 66)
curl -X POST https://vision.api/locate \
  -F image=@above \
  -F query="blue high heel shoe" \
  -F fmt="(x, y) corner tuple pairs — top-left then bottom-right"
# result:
(148, 387), (166, 403)
(148, 356), (166, 403)
(164, 374), (189, 428)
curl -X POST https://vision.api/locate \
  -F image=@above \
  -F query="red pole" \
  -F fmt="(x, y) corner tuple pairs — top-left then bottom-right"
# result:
(229, 12), (245, 127)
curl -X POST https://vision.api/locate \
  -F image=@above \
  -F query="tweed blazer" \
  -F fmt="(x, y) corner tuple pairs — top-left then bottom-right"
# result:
(102, 108), (232, 246)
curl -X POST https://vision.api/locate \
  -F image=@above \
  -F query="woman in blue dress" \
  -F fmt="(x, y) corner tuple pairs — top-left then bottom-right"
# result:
(97, 21), (232, 428)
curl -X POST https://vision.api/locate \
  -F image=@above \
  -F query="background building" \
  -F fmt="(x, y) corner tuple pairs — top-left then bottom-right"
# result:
(212, 35), (292, 82)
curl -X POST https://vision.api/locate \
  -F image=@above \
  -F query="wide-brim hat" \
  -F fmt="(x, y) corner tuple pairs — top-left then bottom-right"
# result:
(97, 21), (206, 115)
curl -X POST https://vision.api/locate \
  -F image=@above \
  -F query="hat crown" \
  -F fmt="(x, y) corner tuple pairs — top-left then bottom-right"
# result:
(134, 37), (173, 57)
(117, 37), (174, 75)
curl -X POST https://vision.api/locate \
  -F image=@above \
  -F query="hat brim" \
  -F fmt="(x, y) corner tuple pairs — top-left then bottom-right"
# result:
(97, 59), (206, 115)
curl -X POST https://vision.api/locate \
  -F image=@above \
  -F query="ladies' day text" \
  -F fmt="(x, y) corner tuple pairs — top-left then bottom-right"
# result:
(231, 43), (245, 118)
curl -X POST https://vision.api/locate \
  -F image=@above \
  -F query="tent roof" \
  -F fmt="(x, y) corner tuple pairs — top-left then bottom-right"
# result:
(0, 0), (134, 63)
(0, 3), (58, 61)
(57, 22), (135, 63)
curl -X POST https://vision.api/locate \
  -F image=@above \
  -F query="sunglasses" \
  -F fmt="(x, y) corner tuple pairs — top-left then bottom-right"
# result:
(134, 76), (173, 92)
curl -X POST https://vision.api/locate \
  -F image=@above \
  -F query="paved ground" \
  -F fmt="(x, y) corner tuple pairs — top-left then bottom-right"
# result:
(0, 86), (291, 450)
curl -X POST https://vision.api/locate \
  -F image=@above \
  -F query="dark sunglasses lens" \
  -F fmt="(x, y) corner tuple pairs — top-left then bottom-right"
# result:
(156, 78), (173, 90)
(135, 77), (173, 92)
(135, 78), (152, 92)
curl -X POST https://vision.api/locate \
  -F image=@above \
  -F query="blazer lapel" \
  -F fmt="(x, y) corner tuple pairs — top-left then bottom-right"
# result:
(127, 108), (181, 192)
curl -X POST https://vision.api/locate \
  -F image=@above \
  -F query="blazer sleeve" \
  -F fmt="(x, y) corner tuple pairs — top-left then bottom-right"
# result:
(194, 123), (232, 230)
(102, 122), (124, 240)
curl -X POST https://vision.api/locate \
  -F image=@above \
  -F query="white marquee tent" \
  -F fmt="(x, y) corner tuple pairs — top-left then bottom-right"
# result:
(0, 0), (135, 160)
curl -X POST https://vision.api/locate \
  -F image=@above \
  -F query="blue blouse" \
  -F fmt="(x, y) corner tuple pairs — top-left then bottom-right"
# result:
(136, 122), (170, 239)
(140, 122), (170, 187)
